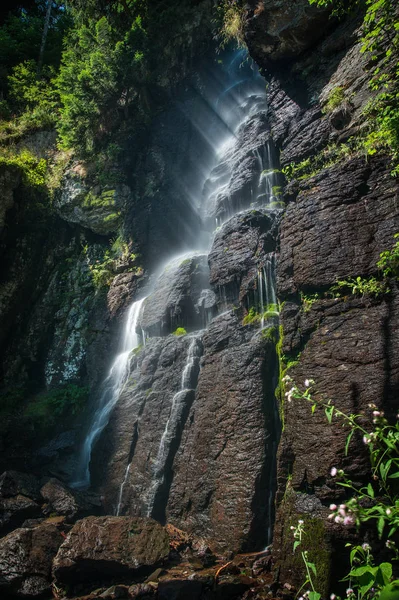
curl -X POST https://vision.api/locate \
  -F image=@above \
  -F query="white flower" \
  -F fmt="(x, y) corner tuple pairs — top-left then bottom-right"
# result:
(373, 410), (381, 417)
(386, 508), (392, 516)
(346, 589), (354, 597)
(362, 543), (371, 551)
(334, 515), (342, 523)
(363, 435), (370, 444)
(344, 516), (354, 526)
(298, 519), (304, 525)
(330, 595), (337, 600)
(330, 467), (337, 477)
(304, 379), (310, 387)
(329, 504), (337, 511)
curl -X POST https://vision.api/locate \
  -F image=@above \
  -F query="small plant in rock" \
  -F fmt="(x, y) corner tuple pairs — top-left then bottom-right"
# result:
(377, 234), (399, 279)
(323, 86), (346, 113)
(331, 276), (389, 299)
(217, 1), (246, 48)
(172, 327), (187, 336)
(300, 292), (320, 312)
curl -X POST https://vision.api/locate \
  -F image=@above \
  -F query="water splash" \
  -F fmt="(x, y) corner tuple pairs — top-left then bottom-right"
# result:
(71, 297), (146, 489)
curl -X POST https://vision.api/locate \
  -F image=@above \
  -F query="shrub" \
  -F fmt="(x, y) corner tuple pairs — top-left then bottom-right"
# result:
(322, 86), (345, 113)
(172, 327), (187, 336)
(24, 384), (88, 430)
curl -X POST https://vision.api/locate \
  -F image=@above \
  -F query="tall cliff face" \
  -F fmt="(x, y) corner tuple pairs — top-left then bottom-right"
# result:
(243, 0), (399, 591)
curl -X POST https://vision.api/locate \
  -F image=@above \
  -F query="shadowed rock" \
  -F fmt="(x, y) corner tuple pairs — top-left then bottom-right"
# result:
(0, 524), (63, 598)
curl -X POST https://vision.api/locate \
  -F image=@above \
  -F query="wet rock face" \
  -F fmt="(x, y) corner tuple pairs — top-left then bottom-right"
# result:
(53, 516), (170, 587)
(244, 0), (331, 67)
(278, 156), (399, 297)
(0, 524), (63, 598)
(92, 333), (203, 520)
(167, 311), (279, 552)
(209, 209), (278, 306)
(242, 0), (399, 589)
(201, 106), (274, 226)
(140, 255), (214, 336)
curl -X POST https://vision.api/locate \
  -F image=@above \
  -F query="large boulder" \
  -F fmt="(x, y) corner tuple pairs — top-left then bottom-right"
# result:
(53, 516), (170, 587)
(92, 333), (203, 520)
(0, 472), (42, 537)
(167, 310), (279, 552)
(277, 156), (399, 296)
(40, 478), (102, 522)
(244, 0), (332, 67)
(0, 524), (63, 598)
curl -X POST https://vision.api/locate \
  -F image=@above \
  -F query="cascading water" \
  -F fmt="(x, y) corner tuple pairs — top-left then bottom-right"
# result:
(144, 333), (202, 517)
(71, 297), (146, 489)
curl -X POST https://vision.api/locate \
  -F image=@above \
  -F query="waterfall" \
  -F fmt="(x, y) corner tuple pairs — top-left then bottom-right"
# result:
(77, 50), (281, 547)
(71, 297), (146, 489)
(145, 334), (202, 517)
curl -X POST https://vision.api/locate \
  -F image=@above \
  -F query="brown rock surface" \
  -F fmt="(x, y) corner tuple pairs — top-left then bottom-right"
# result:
(167, 311), (279, 552)
(53, 516), (170, 586)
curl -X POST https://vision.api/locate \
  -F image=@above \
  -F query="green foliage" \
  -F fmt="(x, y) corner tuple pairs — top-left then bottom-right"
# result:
(285, 375), (399, 600)
(56, 12), (148, 154)
(0, 148), (47, 187)
(262, 325), (278, 343)
(377, 234), (399, 278)
(309, 0), (399, 175)
(24, 384), (88, 430)
(172, 327), (187, 336)
(217, 1), (245, 49)
(292, 520), (321, 600)
(301, 292), (320, 312)
(361, 93), (399, 176)
(84, 235), (141, 289)
(322, 85), (345, 113)
(243, 304), (279, 326)
(331, 275), (389, 298)
(282, 140), (358, 182)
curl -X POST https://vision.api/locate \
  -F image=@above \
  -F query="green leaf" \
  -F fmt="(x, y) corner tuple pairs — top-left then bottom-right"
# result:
(379, 581), (399, 600)
(308, 593), (321, 600)
(377, 516), (385, 538)
(388, 471), (399, 478)
(325, 405), (334, 424)
(367, 482), (375, 498)
(345, 429), (354, 456)
(308, 562), (317, 576)
(350, 566), (376, 577)
(293, 540), (300, 552)
(378, 563), (393, 586)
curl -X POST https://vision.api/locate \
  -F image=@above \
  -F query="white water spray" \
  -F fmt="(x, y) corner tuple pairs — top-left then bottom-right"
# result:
(71, 297), (146, 489)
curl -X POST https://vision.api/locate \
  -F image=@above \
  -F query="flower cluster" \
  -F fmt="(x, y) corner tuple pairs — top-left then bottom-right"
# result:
(328, 503), (356, 526)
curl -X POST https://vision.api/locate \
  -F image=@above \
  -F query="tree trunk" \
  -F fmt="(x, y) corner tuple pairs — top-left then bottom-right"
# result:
(37, 0), (52, 78)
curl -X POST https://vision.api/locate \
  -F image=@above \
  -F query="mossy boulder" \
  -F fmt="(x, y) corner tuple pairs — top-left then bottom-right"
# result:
(54, 163), (130, 235)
